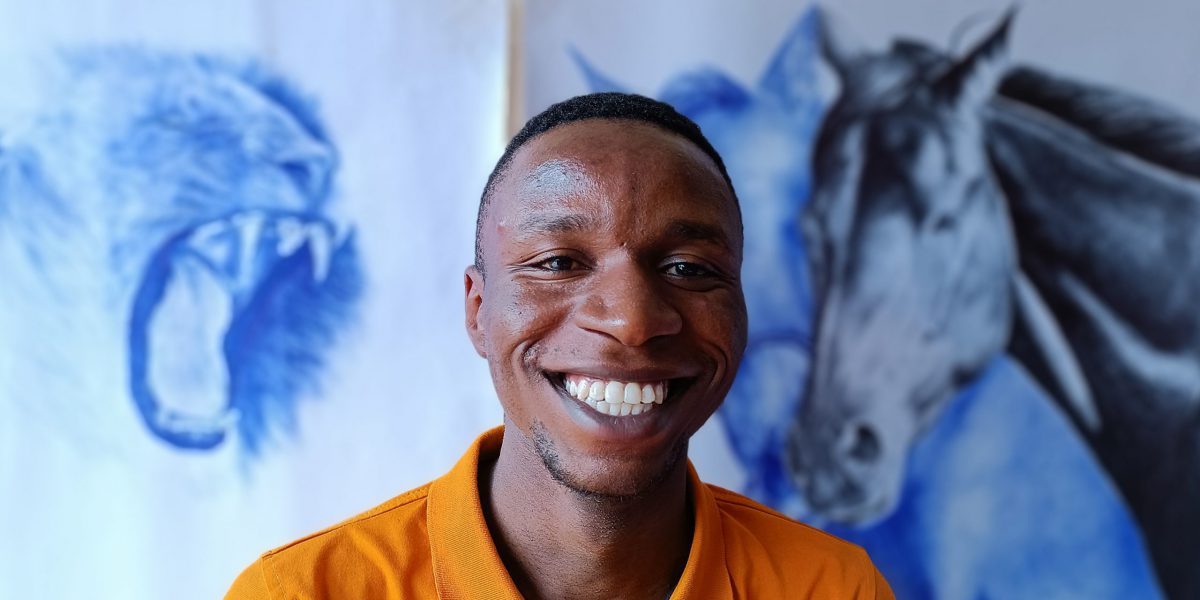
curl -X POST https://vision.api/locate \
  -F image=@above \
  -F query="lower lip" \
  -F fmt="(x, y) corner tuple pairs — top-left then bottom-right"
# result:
(551, 378), (674, 442)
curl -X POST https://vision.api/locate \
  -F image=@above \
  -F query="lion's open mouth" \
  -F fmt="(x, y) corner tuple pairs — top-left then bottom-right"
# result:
(128, 208), (340, 449)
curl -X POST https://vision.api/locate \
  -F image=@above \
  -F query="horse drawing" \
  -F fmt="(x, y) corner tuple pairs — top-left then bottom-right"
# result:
(571, 17), (825, 505)
(570, 9), (1161, 598)
(792, 11), (1200, 598)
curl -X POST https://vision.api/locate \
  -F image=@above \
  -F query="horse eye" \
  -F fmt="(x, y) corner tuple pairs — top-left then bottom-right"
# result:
(931, 213), (956, 232)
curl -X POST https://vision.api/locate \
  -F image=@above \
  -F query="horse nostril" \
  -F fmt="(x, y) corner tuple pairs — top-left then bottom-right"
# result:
(845, 423), (881, 464)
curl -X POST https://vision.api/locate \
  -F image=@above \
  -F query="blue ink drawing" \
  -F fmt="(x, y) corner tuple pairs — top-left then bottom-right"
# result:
(573, 7), (1165, 599)
(0, 48), (362, 456)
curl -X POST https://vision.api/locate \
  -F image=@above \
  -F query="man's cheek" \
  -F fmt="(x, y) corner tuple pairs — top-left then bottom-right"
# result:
(689, 293), (746, 342)
(503, 286), (572, 337)
(720, 291), (749, 349)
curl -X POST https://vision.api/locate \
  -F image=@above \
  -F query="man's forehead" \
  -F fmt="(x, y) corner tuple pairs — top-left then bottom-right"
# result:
(514, 159), (596, 208)
(479, 118), (741, 259)
(501, 120), (730, 206)
(517, 120), (719, 180)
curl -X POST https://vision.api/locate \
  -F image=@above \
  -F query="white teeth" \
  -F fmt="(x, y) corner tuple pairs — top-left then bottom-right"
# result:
(623, 382), (641, 405)
(562, 374), (670, 418)
(306, 224), (332, 282)
(186, 213), (335, 289)
(275, 217), (307, 256)
(232, 211), (266, 288)
(332, 221), (353, 248)
(186, 228), (235, 287)
(191, 220), (228, 248)
(604, 381), (624, 405)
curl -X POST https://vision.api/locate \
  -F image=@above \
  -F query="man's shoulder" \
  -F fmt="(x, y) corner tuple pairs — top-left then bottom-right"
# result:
(225, 483), (436, 599)
(706, 482), (862, 557)
(266, 481), (433, 559)
(706, 482), (891, 597)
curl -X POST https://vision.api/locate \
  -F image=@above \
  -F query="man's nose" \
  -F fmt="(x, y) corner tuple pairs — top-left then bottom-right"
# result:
(574, 263), (683, 347)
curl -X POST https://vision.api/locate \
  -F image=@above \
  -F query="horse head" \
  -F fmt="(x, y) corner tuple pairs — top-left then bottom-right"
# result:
(569, 11), (827, 501)
(789, 10), (1018, 524)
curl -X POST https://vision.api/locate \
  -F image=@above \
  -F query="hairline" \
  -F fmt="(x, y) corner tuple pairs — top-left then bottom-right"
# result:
(475, 115), (738, 275)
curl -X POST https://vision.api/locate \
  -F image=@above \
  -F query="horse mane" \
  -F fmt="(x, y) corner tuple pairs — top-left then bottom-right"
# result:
(999, 65), (1200, 180)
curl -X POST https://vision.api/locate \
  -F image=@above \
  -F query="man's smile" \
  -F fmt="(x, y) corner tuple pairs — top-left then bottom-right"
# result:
(550, 372), (693, 417)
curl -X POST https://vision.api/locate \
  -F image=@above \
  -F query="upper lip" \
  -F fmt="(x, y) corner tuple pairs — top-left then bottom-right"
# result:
(546, 364), (697, 383)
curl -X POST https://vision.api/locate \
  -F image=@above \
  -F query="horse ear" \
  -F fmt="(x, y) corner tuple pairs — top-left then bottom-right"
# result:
(815, 6), (866, 82)
(567, 47), (630, 94)
(660, 69), (751, 119)
(935, 9), (1016, 114)
(891, 38), (951, 71)
(759, 6), (822, 114)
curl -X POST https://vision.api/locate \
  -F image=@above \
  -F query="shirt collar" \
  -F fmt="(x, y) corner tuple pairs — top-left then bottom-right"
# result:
(427, 426), (522, 599)
(427, 426), (733, 599)
(672, 466), (733, 599)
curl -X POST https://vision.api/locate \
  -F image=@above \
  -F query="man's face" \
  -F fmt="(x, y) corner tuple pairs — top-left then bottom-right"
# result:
(466, 119), (747, 497)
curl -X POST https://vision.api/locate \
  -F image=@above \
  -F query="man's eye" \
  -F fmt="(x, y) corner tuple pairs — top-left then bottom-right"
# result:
(538, 256), (578, 271)
(664, 262), (711, 278)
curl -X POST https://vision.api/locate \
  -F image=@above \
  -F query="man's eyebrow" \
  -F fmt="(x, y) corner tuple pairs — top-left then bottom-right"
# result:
(512, 214), (733, 248)
(666, 219), (733, 249)
(516, 213), (594, 235)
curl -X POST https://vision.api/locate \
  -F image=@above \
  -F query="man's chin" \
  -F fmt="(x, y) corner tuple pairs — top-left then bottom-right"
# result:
(531, 422), (688, 500)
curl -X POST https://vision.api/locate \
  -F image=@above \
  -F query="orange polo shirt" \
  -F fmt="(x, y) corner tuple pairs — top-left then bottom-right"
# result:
(226, 427), (894, 599)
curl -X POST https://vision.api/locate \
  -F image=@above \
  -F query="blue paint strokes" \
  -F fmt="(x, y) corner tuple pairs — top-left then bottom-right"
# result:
(825, 359), (1161, 599)
(225, 229), (362, 457)
(4, 47), (362, 456)
(568, 46), (630, 95)
(573, 6), (1161, 598)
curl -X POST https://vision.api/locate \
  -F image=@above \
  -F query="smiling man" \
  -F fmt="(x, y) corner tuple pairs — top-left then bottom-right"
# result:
(227, 93), (893, 599)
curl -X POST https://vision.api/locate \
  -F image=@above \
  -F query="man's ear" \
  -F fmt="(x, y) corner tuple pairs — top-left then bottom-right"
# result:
(464, 266), (487, 358)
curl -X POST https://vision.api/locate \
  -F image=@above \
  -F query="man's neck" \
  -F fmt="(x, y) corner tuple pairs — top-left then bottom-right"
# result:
(481, 427), (693, 600)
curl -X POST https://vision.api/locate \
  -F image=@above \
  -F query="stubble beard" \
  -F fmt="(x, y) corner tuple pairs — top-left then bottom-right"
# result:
(531, 421), (689, 502)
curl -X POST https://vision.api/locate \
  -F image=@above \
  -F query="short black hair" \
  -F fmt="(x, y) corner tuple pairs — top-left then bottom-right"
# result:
(474, 92), (737, 271)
